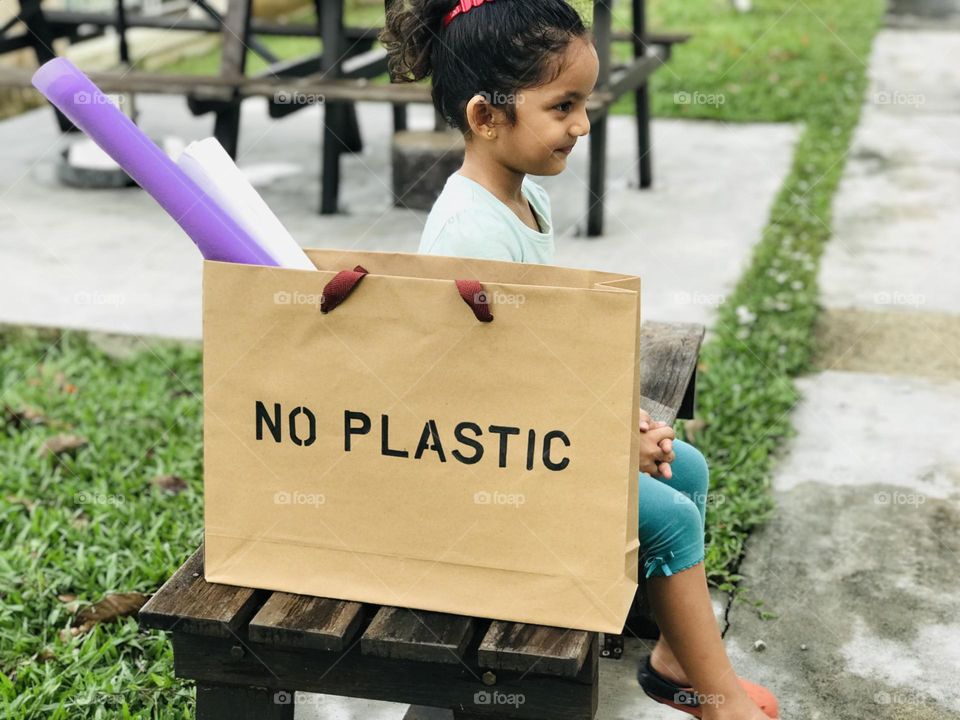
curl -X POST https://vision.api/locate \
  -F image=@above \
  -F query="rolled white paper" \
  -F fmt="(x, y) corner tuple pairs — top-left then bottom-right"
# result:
(177, 138), (315, 271)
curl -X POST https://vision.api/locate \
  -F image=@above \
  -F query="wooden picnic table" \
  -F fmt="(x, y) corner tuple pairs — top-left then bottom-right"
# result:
(138, 319), (704, 720)
(1, 0), (689, 236)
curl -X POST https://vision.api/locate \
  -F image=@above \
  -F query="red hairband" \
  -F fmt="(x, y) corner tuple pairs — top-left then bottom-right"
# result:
(443, 0), (495, 28)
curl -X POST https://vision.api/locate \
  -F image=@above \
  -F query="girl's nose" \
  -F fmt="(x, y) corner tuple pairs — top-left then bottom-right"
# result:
(571, 112), (591, 137)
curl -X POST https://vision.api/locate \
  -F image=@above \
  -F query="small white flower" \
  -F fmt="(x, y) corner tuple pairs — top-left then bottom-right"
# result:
(735, 305), (756, 325)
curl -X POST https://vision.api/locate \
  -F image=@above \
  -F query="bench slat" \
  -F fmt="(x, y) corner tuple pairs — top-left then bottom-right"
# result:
(478, 622), (592, 678)
(611, 30), (693, 45)
(248, 593), (364, 652)
(138, 545), (266, 638)
(641, 321), (705, 423)
(361, 607), (474, 664)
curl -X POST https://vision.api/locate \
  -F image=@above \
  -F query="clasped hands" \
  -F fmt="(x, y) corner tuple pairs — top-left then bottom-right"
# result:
(638, 408), (676, 479)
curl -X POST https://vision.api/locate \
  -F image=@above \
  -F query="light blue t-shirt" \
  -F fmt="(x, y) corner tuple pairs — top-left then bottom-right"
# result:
(417, 173), (554, 264)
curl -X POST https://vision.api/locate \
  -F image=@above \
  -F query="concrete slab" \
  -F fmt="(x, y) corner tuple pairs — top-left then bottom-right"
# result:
(0, 95), (798, 339)
(814, 306), (960, 378)
(724, 371), (960, 720)
(821, 29), (960, 316)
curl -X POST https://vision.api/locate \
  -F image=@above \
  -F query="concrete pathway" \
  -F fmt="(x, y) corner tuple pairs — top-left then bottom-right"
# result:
(724, 12), (960, 720)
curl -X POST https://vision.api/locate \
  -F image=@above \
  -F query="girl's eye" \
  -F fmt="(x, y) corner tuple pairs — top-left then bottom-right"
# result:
(555, 101), (573, 113)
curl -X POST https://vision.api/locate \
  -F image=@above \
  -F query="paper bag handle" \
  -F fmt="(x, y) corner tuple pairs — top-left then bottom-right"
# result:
(320, 265), (494, 323)
(453, 279), (494, 322)
(320, 265), (369, 314)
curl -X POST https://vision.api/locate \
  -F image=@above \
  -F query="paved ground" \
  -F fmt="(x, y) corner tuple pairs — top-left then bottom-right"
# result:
(723, 13), (960, 720)
(0, 97), (797, 340)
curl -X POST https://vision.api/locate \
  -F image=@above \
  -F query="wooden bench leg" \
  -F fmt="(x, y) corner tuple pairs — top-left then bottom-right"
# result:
(633, 0), (653, 189)
(211, 0), (253, 159)
(19, 0), (77, 133)
(196, 683), (294, 719)
(587, 0), (612, 238)
(635, 82), (653, 189)
(393, 104), (409, 132)
(587, 115), (607, 237)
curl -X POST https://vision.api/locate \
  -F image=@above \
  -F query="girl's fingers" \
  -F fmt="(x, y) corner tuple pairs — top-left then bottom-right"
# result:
(659, 438), (673, 454)
(638, 421), (650, 432)
(658, 462), (672, 480)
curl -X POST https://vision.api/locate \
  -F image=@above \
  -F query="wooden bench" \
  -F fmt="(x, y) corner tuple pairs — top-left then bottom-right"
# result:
(138, 320), (704, 719)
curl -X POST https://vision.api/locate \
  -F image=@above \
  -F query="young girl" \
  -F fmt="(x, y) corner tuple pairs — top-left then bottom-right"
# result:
(381, 2), (779, 718)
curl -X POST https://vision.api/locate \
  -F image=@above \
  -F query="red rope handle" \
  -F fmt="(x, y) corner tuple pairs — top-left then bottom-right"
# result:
(320, 265), (368, 313)
(455, 279), (494, 322)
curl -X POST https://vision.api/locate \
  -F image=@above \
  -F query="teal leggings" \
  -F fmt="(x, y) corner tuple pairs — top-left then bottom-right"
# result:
(639, 439), (709, 579)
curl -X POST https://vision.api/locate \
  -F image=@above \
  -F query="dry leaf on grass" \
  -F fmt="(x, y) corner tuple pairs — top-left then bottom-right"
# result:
(5, 495), (38, 512)
(37, 435), (88, 459)
(71, 592), (149, 635)
(57, 594), (80, 613)
(150, 475), (188, 494)
(4, 405), (46, 429)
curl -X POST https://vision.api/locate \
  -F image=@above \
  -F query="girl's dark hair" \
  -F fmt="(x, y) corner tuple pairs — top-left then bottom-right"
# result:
(379, 0), (590, 133)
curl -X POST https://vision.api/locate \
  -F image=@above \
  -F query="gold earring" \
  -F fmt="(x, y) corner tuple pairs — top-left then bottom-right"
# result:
(487, 130), (494, 137)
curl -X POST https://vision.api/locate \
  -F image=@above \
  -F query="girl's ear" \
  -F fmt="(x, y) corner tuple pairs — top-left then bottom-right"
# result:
(464, 94), (505, 139)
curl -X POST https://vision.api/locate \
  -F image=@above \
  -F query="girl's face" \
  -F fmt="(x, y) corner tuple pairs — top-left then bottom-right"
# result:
(496, 37), (599, 176)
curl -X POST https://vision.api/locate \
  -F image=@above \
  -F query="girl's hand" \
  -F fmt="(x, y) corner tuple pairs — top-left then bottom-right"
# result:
(639, 425), (676, 479)
(639, 409), (675, 478)
(638, 407), (669, 433)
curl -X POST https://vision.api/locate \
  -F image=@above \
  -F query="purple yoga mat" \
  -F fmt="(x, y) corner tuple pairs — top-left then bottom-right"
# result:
(32, 58), (277, 266)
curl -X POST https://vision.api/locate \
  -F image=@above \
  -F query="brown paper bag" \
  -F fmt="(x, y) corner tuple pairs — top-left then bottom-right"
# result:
(202, 249), (641, 633)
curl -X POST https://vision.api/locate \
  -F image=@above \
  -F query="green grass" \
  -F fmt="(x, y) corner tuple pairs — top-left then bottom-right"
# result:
(0, 0), (886, 715)
(1, 330), (202, 718)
